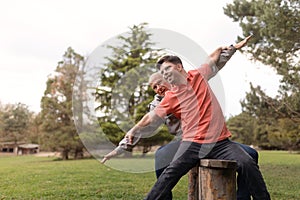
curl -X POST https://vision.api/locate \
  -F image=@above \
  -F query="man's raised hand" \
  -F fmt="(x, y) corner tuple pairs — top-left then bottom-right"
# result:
(234, 35), (252, 49)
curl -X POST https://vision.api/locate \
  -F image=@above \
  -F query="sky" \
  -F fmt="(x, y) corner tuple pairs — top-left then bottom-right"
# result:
(0, 0), (280, 117)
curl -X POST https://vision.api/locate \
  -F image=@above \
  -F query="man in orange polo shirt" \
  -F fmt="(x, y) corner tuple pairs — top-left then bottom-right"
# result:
(125, 36), (270, 200)
(149, 72), (259, 200)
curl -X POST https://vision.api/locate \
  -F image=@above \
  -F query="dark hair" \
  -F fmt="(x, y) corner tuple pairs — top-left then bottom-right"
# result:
(156, 55), (183, 70)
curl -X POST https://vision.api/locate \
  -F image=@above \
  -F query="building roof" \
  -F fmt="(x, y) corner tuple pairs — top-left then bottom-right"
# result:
(18, 144), (39, 149)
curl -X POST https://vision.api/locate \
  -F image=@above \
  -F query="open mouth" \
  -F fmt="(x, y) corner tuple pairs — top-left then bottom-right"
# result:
(159, 88), (166, 95)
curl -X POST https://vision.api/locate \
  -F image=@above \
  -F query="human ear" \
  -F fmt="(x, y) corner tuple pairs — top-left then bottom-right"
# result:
(176, 64), (183, 71)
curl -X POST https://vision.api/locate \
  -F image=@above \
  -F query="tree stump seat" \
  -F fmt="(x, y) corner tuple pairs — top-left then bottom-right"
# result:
(188, 159), (237, 200)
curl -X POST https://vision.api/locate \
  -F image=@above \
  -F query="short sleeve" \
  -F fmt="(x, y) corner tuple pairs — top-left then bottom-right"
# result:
(197, 63), (213, 80)
(154, 94), (171, 119)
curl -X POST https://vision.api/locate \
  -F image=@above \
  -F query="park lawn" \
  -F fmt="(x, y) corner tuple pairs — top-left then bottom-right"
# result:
(0, 151), (299, 200)
(259, 151), (300, 200)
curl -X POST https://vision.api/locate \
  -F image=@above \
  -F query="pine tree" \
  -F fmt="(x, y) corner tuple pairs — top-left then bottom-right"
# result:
(41, 47), (85, 159)
(96, 23), (172, 154)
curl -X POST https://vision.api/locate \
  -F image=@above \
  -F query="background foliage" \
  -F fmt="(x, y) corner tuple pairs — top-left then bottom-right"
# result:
(224, 0), (300, 150)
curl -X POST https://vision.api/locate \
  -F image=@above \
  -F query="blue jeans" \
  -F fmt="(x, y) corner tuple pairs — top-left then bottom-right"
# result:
(152, 139), (270, 200)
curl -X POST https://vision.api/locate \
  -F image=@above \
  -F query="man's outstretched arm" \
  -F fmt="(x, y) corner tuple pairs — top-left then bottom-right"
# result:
(215, 35), (252, 71)
(125, 111), (161, 144)
(201, 35), (252, 79)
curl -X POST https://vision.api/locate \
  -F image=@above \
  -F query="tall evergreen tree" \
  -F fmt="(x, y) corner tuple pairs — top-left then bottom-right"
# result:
(96, 23), (172, 153)
(41, 47), (85, 159)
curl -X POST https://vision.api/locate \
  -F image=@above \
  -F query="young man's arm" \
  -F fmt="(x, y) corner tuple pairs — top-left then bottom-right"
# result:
(200, 35), (252, 80)
(215, 35), (252, 72)
(125, 111), (162, 144)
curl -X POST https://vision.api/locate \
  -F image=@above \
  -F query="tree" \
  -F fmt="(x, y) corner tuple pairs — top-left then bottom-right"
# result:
(96, 23), (171, 154)
(97, 23), (158, 121)
(224, 0), (300, 120)
(268, 118), (300, 150)
(0, 103), (32, 144)
(226, 112), (257, 145)
(224, 0), (300, 149)
(27, 112), (44, 149)
(40, 47), (85, 159)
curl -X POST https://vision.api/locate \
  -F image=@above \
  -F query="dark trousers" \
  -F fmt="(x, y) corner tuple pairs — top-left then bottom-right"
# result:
(151, 139), (270, 200)
(236, 143), (259, 200)
(155, 140), (181, 200)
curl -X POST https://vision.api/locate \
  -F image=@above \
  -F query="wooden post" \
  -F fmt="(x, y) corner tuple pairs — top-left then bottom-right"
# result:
(188, 159), (237, 200)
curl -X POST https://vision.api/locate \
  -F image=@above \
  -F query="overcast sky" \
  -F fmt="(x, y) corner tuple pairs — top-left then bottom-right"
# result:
(0, 0), (280, 117)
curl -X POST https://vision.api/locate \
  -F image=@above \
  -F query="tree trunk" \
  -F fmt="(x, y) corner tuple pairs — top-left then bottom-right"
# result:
(141, 145), (151, 157)
(61, 149), (69, 160)
(74, 148), (84, 159)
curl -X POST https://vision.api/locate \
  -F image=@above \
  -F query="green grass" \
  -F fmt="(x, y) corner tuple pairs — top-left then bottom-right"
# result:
(0, 151), (299, 199)
(259, 151), (300, 200)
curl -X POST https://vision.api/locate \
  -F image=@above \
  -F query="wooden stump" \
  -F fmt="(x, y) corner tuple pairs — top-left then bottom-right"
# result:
(188, 159), (237, 200)
(188, 164), (199, 200)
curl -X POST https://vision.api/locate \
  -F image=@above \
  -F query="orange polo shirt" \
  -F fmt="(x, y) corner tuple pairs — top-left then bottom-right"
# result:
(154, 66), (231, 144)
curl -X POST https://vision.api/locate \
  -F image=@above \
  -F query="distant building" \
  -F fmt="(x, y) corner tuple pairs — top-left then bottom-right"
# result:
(17, 144), (39, 155)
(0, 142), (19, 155)
(0, 142), (39, 155)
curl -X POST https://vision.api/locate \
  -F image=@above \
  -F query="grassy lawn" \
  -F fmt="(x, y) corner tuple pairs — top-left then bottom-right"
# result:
(259, 151), (300, 200)
(0, 151), (299, 199)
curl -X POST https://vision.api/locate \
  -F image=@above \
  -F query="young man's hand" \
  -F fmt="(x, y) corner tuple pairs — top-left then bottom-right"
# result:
(125, 131), (134, 144)
(101, 157), (108, 164)
(234, 35), (252, 49)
